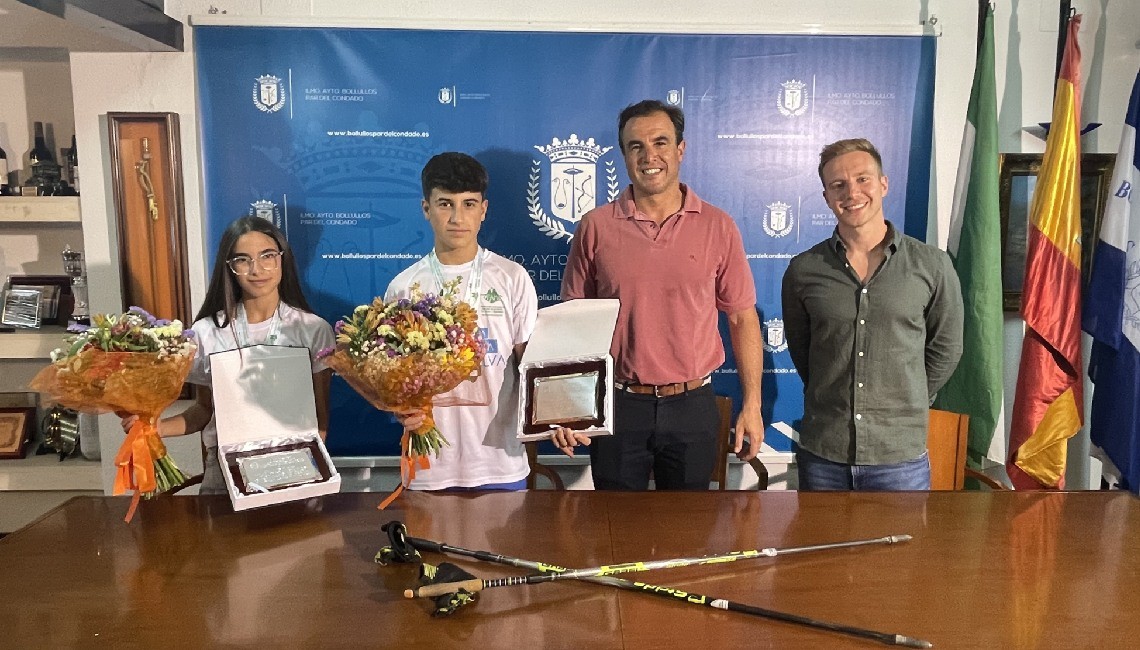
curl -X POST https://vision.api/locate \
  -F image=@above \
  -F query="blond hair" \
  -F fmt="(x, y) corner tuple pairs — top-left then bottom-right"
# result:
(818, 138), (884, 183)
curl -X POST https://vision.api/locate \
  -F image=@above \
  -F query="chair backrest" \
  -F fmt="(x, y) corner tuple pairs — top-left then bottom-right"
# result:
(525, 396), (768, 491)
(525, 442), (566, 490)
(713, 395), (768, 490)
(927, 408), (969, 490)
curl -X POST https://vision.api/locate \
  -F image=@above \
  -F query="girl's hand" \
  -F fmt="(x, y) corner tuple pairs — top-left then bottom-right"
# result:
(120, 413), (139, 433)
(395, 409), (426, 432)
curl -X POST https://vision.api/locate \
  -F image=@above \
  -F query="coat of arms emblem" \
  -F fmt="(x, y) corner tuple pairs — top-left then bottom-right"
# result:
(763, 201), (794, 238)
(763, 318), (788, 353)
(250, 199), (282, 228)
(777, 79), (808, 118)
(253, 75), (286, 114)
(529, 134), (619, 242)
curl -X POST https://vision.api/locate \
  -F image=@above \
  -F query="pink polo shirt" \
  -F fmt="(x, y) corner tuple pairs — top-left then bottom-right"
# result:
(562, 184), (756, 385)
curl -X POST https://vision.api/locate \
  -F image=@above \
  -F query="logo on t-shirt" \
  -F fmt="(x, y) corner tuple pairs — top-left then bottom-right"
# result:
(479, 327), (498, 354)
(483, 288), (502, 304)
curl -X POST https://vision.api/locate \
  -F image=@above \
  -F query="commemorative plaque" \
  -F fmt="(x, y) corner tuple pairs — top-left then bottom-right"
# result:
(517, 299), (619, 441)
(237, 448), (323, 493)
(522, 360), (608, 435)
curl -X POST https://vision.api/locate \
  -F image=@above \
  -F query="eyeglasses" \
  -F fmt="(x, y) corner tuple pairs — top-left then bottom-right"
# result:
(227, 250), (284, 275)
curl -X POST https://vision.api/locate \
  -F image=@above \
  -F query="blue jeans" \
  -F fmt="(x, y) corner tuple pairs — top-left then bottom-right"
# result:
(796, 448), (931, 491)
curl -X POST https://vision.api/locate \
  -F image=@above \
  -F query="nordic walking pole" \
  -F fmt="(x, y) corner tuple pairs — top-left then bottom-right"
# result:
(405, 534), (912, 599)
(384, 523), (932, 648)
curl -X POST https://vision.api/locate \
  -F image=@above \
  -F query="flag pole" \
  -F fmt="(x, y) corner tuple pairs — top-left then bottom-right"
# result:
(1054, 1), (1073, 96)
(977, 1), (990, 58)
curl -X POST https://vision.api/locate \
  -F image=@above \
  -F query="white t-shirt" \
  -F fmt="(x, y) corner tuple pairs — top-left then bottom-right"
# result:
(386, 248), (538, 489)
(188, 303), (334, 448)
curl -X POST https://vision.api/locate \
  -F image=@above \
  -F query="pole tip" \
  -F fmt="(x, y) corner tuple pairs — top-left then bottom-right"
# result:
(892, 534), (914, 543)
(895, 635), (933, 648)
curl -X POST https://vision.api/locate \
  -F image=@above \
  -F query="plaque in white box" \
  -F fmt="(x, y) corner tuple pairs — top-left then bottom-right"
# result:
(518, 299), (619, 441)
(210, 345), (340, 511)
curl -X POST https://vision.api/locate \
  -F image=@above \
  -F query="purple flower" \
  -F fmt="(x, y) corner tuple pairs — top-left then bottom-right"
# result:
(317, 345), (335, 359)
(128, 305), (158, 325)
(184, 330), (197, 339)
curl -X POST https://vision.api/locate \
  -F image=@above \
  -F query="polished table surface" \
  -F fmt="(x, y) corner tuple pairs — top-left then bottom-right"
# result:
(1, 490), (1137, 649)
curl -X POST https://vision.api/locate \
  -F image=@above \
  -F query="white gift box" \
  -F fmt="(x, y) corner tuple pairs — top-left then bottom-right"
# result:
(517, 299), (620, 442)
(210, 345), (341, 511)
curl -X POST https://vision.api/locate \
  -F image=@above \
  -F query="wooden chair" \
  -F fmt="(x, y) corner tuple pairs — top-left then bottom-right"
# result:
(713, 395), (768, 490)
(525, 395), (768, 490)
(525, 442), (566, 490)
(163, 473), (204, 495)
(927, 409), (1006, 490)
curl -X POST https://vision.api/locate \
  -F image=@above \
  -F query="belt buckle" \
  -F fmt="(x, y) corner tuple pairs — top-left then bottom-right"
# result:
(653, 384), (665, 398)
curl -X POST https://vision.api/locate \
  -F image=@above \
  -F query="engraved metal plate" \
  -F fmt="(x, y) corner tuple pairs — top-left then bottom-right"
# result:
(237, 449), (322, 492)
(531, 371), (599, 425)
(1, 288), (43, 328)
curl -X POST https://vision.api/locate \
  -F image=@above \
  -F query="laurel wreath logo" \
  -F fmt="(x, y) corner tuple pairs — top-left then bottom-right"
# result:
(528, 161), (620, 242)
(253, 77), (286, 114)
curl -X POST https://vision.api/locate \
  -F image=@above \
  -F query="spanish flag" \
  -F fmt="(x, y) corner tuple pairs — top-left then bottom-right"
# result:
(1007, 15), (1084, 489)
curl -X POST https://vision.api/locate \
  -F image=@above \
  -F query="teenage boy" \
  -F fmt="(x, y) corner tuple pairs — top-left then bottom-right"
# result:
(387, 152), (539, 490)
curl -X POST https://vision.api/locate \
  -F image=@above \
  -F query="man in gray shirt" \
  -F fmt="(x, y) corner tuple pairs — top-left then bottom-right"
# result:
(781, 138), (963, 490)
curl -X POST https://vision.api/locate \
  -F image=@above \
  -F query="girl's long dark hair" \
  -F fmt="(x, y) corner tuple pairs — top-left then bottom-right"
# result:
(195, 216), (314, 327)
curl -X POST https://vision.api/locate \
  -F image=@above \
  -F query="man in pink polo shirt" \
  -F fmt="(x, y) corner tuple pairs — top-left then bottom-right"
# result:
(553, 99), (764, 490)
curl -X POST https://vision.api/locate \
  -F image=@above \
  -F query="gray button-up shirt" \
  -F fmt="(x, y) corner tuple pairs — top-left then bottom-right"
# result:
(781, 223), (964, 464)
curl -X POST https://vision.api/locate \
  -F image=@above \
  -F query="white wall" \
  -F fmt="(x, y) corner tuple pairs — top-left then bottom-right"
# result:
(63, 0), (1140, 490)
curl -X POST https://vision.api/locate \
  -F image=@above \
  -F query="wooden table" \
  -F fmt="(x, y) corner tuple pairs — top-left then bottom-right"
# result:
(0, 490), (1137, 648)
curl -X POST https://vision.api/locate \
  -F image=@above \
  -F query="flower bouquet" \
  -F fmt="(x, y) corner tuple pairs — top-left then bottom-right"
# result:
(319, 279), (486, 508)
(30, 307), (196, 521)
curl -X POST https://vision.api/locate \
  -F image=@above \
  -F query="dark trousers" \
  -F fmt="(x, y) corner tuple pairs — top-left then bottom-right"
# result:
(589, 385), (719, 490)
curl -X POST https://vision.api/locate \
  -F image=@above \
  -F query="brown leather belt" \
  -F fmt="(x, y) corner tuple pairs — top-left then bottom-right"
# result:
(615, 376), (711, 398)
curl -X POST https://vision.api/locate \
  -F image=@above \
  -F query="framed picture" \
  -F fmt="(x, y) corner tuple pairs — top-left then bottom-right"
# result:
(999, 153), (1117, 312)
(0, 287), (42, 328)
(3, 275), (73, 326)
(0, 406), (36, 459)
(107, 113), (192, 328)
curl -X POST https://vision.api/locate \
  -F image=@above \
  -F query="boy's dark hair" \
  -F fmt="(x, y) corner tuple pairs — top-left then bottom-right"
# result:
(617, 100), (685, 153)
(421, 152), (489, 200)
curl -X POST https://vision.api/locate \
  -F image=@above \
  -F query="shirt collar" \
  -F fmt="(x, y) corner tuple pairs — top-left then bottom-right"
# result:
(828, 220), (902, 254)
(614, 183), (703, 219)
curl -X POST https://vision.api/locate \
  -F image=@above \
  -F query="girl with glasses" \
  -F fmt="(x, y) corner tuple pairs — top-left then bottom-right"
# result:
(121, 216), (334, 494)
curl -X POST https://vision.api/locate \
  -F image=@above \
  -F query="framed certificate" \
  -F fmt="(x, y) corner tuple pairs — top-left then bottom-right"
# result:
(0, 406), (36, 459)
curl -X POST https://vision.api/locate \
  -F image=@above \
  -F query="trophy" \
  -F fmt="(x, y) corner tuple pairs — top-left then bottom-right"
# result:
(61, 246), (90, 327)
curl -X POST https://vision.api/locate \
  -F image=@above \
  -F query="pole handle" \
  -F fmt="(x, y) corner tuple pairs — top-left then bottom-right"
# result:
(405, 578), (484, 599)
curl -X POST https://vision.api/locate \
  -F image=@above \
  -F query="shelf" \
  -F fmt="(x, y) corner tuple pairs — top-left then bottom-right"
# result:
(0, 196), (81, 223)
(0, 454), (102, 491)
(0, 327), (67, 359)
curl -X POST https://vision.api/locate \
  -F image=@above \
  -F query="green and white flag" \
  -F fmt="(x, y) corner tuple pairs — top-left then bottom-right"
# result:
(934, 4), (1005, 467)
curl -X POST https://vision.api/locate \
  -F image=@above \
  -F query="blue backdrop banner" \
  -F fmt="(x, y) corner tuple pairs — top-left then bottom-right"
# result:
(195, 26), (936, 456)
